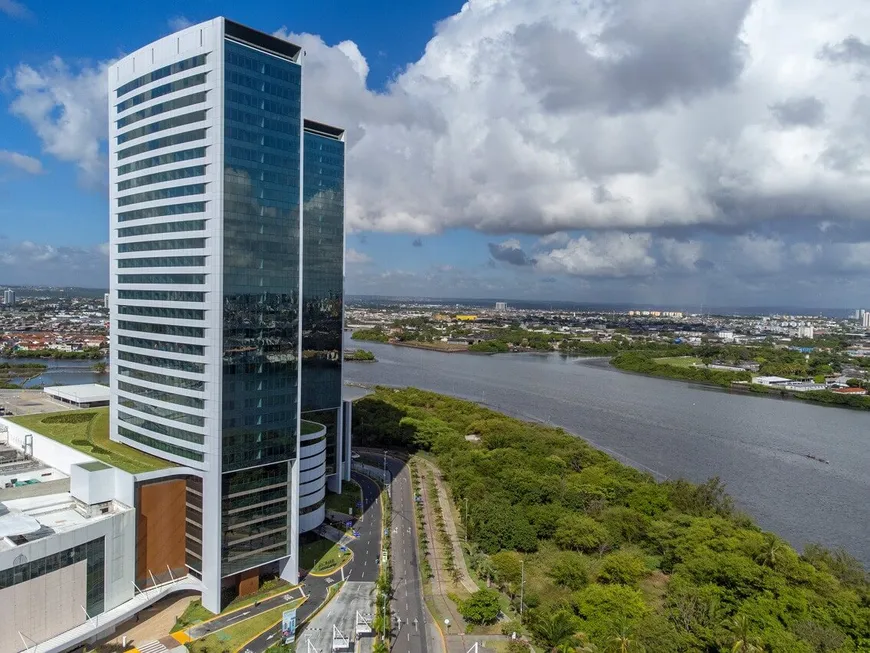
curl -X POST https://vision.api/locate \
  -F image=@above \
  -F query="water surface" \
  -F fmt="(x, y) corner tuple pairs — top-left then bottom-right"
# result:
(345, 340), (870, 565)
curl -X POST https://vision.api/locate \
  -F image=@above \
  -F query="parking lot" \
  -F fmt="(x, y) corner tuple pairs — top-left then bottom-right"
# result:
(0, 389), (79, 416)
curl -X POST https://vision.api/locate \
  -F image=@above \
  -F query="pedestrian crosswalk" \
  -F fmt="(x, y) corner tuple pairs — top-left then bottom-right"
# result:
(135, 636), (187, 653)
(136, 641), (170, 653)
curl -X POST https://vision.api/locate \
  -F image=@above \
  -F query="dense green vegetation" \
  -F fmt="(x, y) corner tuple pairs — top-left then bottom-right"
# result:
(351, 327), (389, 343)
(468, 340), (510, 353)
(349, 349), (377, 361)
(0, 361), (47, 388)
(612, 351), (752, 387)
(9, 347), (105, 359)
(354, 388), (870, 652)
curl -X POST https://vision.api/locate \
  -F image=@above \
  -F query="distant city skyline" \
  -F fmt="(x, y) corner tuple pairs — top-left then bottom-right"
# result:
(3, 0), (870, 305)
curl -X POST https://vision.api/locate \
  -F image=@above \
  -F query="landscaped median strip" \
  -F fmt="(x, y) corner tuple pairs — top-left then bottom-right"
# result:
(232, 596), (309, 653)
(306, 548), (354, 577)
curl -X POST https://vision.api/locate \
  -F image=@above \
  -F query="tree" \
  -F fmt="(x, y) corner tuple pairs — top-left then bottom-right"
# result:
(755, 534), (784, 570)
(597, 551), (647, 585)
(727, 615), (765, 653)
(459, 588), (501, 624)
(529, 609), (582, 652)
(554, 514), (609, 552)
(491, 551), (523, 588)
(548, 551), (590, 590)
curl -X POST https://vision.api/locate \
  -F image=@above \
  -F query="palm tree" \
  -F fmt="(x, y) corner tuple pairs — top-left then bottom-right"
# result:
(728, 615), (765, 653)
(609, 625), (640, 653)
(757, 535), (784, 569)
(530, 610), (581, 652)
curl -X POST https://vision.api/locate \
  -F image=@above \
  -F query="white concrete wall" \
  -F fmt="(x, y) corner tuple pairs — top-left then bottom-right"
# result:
(1, 417), (96, 475)
(0, 560), (87, 653)
(0, 506), (135, 651)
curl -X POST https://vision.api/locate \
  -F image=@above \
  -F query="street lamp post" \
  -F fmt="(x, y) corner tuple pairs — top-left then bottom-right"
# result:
(520, 559), (525, 617)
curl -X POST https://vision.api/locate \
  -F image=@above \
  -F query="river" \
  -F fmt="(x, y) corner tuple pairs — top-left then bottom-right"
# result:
(1, 357), (108, 387)
(344, 339), (870, 566)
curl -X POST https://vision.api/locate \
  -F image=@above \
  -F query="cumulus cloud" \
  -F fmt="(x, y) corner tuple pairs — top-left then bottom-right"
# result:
(769, 96), (825, 128)
(7, 57), (111, 187)
(0, 240), (109, 286)
(272, 0), (870, 237)
(488, 239), (535, 266)
(0, 150), (43, 175)
(535, 233), (655, 277)
(346, 247), (372, 264)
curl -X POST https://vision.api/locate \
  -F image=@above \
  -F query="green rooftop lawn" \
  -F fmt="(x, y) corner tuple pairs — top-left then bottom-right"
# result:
(10, 407), (174, 474)
(301, 419), (324, 435)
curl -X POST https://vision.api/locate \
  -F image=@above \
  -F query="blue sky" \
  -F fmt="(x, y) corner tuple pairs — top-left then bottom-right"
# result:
(3, 0), (870, 308)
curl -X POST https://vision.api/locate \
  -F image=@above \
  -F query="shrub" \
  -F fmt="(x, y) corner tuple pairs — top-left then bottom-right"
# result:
(548, 551), (590, 590)
(554, 514), (608, 553)
(43, 412), (95, 424)
(459, 588), (501, 624)
(597, 550), (647, 585)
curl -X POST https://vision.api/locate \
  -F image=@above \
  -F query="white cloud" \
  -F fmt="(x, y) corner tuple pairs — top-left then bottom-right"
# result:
(659, 238), (704, 270)
(0, 240), (109, 286)
(346, 247), (372, 264)
(0, 150), (43, 175)
(168, 16), (192, 32)
(8, 57), (112, 187)
(730, 234), (786, 274)
(534, 232), (656, 277)
(275, 0), (870, 236)
(0, 0), (30, 19)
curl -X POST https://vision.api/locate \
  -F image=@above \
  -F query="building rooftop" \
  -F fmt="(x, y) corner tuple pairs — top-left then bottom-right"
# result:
(0, 492), (130, 552)
(9, 408), (175, 474)
(43, 383), (110, 404)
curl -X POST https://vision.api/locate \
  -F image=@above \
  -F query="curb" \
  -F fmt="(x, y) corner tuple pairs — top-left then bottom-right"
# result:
(233, 595), (309, 653)
(307, 548), (355, 577)
(184, 583), (303, 633)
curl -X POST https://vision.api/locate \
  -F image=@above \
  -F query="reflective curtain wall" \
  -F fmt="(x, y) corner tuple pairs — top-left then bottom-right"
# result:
(220, 39), (302, 575)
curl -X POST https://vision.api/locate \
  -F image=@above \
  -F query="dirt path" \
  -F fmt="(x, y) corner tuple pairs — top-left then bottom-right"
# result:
(419, 459), (479, 594)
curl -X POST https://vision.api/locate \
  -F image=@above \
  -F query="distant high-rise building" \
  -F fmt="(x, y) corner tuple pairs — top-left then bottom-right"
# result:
(495, 301), (508, 312)
(108, 17), (349, 612)
(103, 292), (110, 309)
(863, 312), (870, 329)
(2, 289), (15, 306)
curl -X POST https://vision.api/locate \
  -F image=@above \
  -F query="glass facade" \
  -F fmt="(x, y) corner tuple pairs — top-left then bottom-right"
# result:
(300, 129), (344, 413)
(300, 127), (345, 477)
(0, 538), (105, 615)
(220, 39), (301, 576)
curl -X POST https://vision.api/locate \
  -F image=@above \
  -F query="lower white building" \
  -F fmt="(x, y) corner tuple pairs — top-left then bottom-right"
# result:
(0, 463), (135, 653)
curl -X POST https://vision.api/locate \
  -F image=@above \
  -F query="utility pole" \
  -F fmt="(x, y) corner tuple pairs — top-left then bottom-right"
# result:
(464, 497), (469, 543)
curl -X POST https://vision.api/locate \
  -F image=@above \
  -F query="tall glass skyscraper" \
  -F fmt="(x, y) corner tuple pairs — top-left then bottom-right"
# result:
(108, 18), (347, 612)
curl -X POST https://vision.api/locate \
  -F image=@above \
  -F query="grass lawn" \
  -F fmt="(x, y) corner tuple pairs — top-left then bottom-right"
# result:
(653, 355), (702, 368)
(10, 407), (173, 474)
(188, 598), (305, 653)
(224, 578), (293, 612)
(325, 480), (361, 516)
(172, 600), (215, 632)
(299, 536), (351, 573)
(301, 419), (324, 435)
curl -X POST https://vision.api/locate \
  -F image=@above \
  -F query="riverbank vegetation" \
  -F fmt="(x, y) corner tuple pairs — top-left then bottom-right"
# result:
(353, 387), (870, 652)
(345, 349), (376, 361)
(0, 361), (47, 389)
(8, 347), (105, 360)
(612, 351), (752, 387)
(351, 327), (389, 343)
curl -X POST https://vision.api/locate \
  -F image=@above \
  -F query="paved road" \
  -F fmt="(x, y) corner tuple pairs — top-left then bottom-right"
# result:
(188, 587), (306, 640)
(242, 472), (383, 653)
(362, 452), (437, 653)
